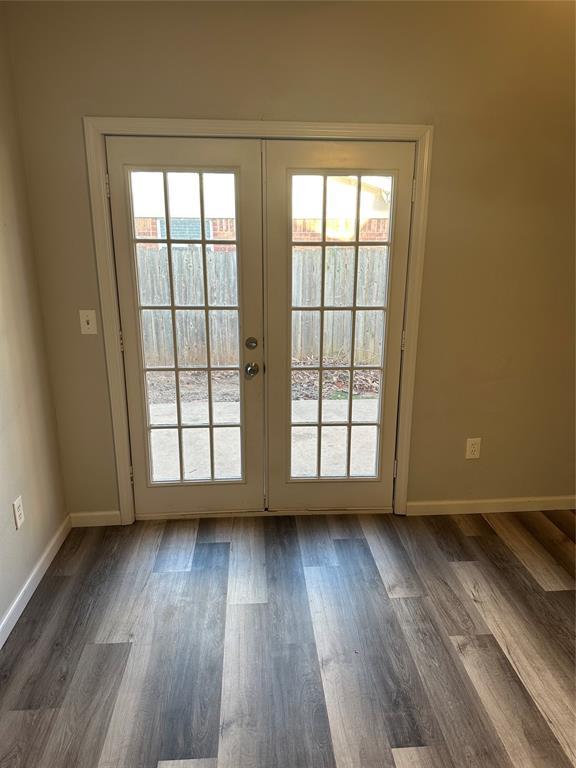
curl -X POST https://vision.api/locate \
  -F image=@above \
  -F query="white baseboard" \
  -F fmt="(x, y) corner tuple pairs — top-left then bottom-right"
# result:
(70, 510), (122, 527)
(0, 515), (71, 649)
(406, 495), (576, 516)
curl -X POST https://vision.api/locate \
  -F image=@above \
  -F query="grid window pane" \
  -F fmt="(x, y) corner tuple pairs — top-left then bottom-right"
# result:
(183, 428), (211, 480)
(292, 247), (322, 307)
(323, 310), (352, 367)
(150, 429), (180, 482)
(291, 427), (318, 477)
(167, 172), (201, 239)
(354, 310), (385, 367)
(356, 246), (388, 307)
(207, 245), (238, 306)
(292, 311), (320, 367)
(141, 310), (174, 368)
(176, 310), (208, 367)
(359, 176), (391, 242)
(291, 370), (319, 423)
(322, 370), (350, 423)
(352, 370), (381, 423)
(213, 427), (241, 479)
(131, 172), (166, 239)
(324, 246), (355, 307)
(350, 426), (378, 476)
(180, 371), (209, 426)
(136, 244), (170, 306)
(212, 371), (241, 424)
(326, 176), (357, 242)
(292, 175), (323, 242)
(203, 173), (236, 241)
(209, 310), (239, 368)
(172, 244), (204, 306)
(146, 371), (177, 426)
(320, 426), (348, 477)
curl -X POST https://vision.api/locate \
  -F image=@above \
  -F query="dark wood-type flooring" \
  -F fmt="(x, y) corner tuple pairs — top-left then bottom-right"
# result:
(0, 510), (574, 767)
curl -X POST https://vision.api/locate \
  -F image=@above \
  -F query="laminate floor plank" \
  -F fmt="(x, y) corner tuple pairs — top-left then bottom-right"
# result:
(484, 513), (575, 591)
(38, 642), (130, 768)
(99, 543), (229, 768)
(360, 515), (426, 598)
(451, 633), (572, 768)
(544, 510), (576, 543)
(393, 517), (489, 636)
(227, 517), (267, 605)
(514, 512), (575, 578)
(326, 513), (364, 540)
(0, 708), (57, 768)
(423, 515), (478, 562)
(296, 515), (339, 566)
(452, 514), (496, 538)
(392, 746), (447, 768)
(153, 520), (198, 573)
(196, 517), (233, 543)
(157, 761), (217, 767)
(393, 597), (513, 768)
(453, 561), (576, 764)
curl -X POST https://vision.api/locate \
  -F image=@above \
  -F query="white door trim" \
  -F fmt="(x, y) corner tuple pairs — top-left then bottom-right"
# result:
(84, 118), (433, 523)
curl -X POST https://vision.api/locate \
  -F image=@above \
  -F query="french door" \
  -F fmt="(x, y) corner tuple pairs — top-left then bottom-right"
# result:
(106, 136), (415, 516)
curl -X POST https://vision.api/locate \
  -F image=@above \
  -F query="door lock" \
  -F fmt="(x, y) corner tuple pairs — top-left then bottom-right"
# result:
(244, 362), (259, 378)
(245, 337), (258, 350)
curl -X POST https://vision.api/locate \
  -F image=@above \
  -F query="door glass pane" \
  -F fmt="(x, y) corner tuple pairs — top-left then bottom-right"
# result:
(206, 245), (238, 306)
(212, 371), (241, 424)
(131, 168), (244, 486)
(350, 426), (378, 476)
(320, 426), (348, 476)
(180, 371), (209, 425)
(213, 427), (241, 479)
(292, 175), (323, 242)
(176, 310), (207, 367)
(150, 429), (180, 482)
(146, 371), (177, 426)
(291, 427), (318, 477)
(183, 428), (211, 480)
(209, 310), (239, 367)
(141, 310), (174, 368)
(291, 370), (319, 423)
(324, 246), (355, 307)
(322, 370), (350, 423)
(354, 310), (385, 367)
(352, 370), (381, 422)
(292, 311), (320, 367)
(323, 310), (352, 367)
(292, 247), (322, 307)
(167, 172), (201, 239)
(356, 246), (388, 307)
(326, 176), (357, 242)
(172, 244), (204, 306)
(131, 172), (166, 239)
(289, 170), (391, 480)
(136, 244), (170, 305)
(203, 173), (236, 241)
(359, 176), (391, 242)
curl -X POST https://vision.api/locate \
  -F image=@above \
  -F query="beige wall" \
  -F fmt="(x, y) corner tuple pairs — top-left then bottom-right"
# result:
(0, 6), (65, 625)
(5, 1), (575, 511)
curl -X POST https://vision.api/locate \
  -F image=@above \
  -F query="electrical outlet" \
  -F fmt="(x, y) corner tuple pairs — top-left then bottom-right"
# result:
(13, 496), (24, 530)
(79, 309), (98, 335)
(465, 437), (481, 460)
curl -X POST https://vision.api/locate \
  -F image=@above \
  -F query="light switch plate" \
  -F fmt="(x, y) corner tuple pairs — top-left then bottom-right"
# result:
(13, 496), (24, 530)
(79, 309), (98, 335)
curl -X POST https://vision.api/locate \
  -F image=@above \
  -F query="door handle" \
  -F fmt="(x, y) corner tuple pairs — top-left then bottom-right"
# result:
(244, 362), (259, 378)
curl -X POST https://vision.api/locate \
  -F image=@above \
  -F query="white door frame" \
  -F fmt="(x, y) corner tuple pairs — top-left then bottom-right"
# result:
(84, 118), (433, 524)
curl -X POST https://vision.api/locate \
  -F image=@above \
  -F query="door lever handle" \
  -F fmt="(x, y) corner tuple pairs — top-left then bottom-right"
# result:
(244, 362), (259, 378)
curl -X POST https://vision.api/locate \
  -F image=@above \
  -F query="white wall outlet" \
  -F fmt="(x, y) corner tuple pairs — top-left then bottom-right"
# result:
(79, 309), (98, 335)
(13, 495), (24, 529)
(465, 437), (482, 460)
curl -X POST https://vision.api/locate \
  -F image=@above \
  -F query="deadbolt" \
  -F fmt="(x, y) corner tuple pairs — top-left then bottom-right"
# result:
(245, 336), (258, 350)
